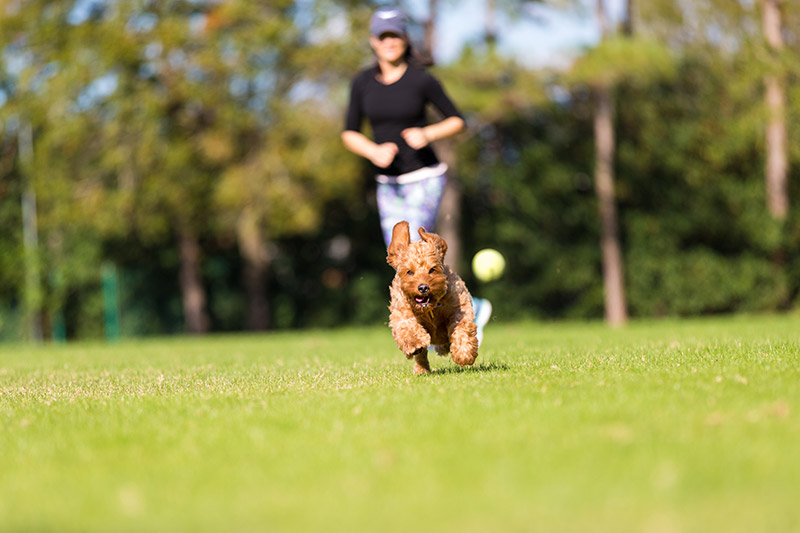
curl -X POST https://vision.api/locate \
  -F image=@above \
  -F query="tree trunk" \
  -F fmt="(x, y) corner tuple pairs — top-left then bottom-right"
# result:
(593, 0), (627, 326)
(594, 85), (628, 326)
(763, 0), (788, 220)
(437, 141), (463, 271)
(622, 0), (634, 36)
(425, 0), (463, 271)
(596, 0), (611, 38)
(485, 0), (497, 49)
(19, 124), (43, 342)
(178, 227), (210, 334)
(423, 0), (438, 57)
(242, 259), (269, 330)
(237, 211), (271, 330)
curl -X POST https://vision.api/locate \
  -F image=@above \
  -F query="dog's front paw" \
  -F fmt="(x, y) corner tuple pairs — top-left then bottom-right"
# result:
(399, 334), (431, 359)
(451, 350), (477, 367)
(450, 327), (478, 367)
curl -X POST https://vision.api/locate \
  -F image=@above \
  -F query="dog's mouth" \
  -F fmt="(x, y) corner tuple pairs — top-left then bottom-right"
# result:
(414, 294), (432, 307)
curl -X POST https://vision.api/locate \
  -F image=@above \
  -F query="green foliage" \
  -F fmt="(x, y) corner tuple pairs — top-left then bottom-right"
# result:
(443, 47), (601, 320)
(0, 171), (24, 302)
(214, 105), (361, 241)
(450, 27), (800, 320)
(0, 0), (378, 336)
(628, 247), (788, 316)
(568, 35), (676, 87)
(440, 48), (548, 123)
(1, 0), (800, 335)
(612, 39), (796, 315)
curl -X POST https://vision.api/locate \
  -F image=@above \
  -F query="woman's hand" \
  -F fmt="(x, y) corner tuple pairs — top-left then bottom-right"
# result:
(341, 131), (398, 169)
(401, 127), (429, 150)
(370, 142), (399, 168)
(402, 117), (465, 149)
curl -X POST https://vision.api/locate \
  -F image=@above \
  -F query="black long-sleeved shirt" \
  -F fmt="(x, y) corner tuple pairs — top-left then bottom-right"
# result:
(344, 65), (463, 176)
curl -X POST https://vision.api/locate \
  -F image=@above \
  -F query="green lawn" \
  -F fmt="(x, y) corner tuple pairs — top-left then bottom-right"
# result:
(1, 315), (799, 532)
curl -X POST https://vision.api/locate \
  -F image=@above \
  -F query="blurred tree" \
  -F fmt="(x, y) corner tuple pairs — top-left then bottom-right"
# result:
(0, 0), (371, 336)
(762, 0), (788, 220)
(467, 0), (640, 326)
(592, 0), (627, 326)
(456, 73), (602, 320)
(209, 1), (365, 330)
(631, 0), (799, 306)
(0, 134), (26, 341)
(567, 0), (675, 325)
(417, 0), (465, 270)
(617, 0), (799, 314)
(2, 0), (799, 338)
(0, 1), (117, 339)
(416, 0), (550, 272)
(439, 46), (547, 274)
(635, 0), (798, 220)
(87, 1), (227, 334)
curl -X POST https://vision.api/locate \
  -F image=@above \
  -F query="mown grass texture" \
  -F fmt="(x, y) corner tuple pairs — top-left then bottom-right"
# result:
(1, 314), (799, 532)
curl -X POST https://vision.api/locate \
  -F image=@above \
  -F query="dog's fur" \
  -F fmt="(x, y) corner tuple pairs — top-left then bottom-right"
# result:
(386, 221), (478, 374)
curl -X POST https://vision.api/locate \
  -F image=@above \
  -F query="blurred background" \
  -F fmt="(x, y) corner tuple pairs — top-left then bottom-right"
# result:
(0, 0), (798, 342)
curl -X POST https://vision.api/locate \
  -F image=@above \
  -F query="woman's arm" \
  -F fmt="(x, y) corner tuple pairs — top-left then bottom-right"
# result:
(341, 130), (399, 169)
(401, 116), (465, 150)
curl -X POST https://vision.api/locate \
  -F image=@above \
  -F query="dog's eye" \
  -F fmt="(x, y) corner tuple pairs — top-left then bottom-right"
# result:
(406, 270), (414, 276)
(429, 267), (437, 274)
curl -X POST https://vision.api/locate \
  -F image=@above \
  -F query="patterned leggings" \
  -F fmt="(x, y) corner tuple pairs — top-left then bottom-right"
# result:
(376, 173), (447, 247)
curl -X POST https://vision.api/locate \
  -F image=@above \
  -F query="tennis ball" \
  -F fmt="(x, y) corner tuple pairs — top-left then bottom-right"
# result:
(472, 248), (505, 282)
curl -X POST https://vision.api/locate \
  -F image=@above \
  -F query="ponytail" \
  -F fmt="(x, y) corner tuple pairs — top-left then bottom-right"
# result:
(405, 42), (434, 68)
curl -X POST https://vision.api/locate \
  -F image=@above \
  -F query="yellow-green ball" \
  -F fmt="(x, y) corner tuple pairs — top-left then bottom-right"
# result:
(472, 248), (505, 282)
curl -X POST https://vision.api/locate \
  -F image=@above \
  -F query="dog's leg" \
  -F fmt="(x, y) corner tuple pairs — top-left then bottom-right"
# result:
(390, 314), (432, 360)
(412, 348), (431, 375)
(449, 318), (478, 367)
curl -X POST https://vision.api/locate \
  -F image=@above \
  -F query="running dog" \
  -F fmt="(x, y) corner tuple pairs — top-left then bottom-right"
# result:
(386, 221), (478, 374)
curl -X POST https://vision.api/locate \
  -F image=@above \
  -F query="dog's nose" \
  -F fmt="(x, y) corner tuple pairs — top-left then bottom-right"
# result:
(418, 284), (429, 294)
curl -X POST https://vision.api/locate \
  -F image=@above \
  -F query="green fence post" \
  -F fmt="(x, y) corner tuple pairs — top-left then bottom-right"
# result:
(52, 310), (66, 343)
(102, 262), (120, 341)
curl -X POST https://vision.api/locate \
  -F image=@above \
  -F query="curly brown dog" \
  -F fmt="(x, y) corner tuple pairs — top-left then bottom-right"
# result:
(386, 221), (478, 375)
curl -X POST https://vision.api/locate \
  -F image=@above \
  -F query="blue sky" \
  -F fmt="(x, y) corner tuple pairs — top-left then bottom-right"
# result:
(405, 0), (627, 68)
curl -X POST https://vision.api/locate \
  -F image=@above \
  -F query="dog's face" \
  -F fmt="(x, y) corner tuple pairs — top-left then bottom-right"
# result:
(387, 221), (448, 310)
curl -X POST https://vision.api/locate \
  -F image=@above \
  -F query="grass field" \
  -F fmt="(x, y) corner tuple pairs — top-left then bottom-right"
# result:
(1, 314), (799, 532)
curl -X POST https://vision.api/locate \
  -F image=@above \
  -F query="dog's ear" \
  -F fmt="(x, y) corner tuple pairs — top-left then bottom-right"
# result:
(418, 227), (447, 260)
(387, 221), (410, 269)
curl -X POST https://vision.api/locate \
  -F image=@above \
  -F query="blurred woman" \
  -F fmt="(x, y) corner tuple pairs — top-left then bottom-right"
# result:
(342, 6), (492, 343)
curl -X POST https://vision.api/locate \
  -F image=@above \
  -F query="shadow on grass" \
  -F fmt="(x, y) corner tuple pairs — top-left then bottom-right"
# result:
(427, 361), (510, 376)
